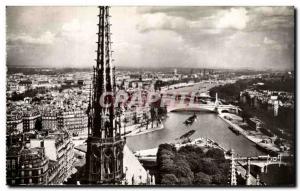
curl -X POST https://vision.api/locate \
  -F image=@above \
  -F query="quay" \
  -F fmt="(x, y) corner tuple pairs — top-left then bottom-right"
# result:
(218, 113), (281, 154)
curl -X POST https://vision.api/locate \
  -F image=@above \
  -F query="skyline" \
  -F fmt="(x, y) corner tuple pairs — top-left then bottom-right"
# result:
(6, 6), (295, 70)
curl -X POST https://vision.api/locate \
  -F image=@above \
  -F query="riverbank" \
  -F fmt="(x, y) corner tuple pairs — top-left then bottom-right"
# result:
(125, 123), (164, 137)
(134, 137), (228, 159)
(218, 113), (280, 154)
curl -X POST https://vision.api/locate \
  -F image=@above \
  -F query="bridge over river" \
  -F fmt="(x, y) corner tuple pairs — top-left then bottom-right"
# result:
(167, 102), (240, 114)
(162, 92), (241, 114)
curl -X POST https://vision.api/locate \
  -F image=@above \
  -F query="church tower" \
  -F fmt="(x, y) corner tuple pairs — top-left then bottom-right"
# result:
(85, 6), (125, 184)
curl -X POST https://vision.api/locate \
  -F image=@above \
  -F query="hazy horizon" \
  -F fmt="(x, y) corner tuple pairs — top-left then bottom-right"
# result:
(6, 6), (295, 71)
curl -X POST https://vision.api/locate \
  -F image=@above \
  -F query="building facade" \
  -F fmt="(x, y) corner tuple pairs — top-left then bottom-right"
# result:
(42, 112), (58, 131)
(30, 131), (75, 184)
(57, 110), (88, 134)
(23, 111), (41, 132)
(7, 146), (49, 185)
(7, 114), (23, 134)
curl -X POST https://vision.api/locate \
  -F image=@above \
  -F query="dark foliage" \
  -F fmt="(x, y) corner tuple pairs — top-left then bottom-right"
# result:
(156, 144), (230, 185)
(194, 172), (212, 185)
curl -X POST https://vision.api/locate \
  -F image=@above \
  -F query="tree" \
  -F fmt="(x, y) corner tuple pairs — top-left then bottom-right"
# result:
(211, 173), (228, 185)
(156, 143), (229, 186)
(143, 112), (149, 129)
(161, 174), (178, 185)
(123, 117), (129, 126)
(205, 148), (225, 160)
(150, 106), (156, 128)
(154, 80), (163, 91)
(173, 158), (194, 184)
(132, 112), (138, 124)
(197, 158), (220, 175)
(194, 172), (212, 185)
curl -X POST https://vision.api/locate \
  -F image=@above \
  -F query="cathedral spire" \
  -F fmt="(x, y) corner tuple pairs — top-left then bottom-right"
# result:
(86, 6), (125, 184)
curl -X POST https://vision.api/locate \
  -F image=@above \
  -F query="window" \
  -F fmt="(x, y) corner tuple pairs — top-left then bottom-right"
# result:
(29, 178), (32, 184)
(21, 171), (24, 176)
(11, 160), (16, 169)
(28, 171), (32, 176)
(11, 180), (15, 185)
(6, 160), (11, 169)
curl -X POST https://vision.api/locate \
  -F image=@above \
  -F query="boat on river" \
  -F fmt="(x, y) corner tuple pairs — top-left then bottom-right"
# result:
(183, 113), (197, 125)
(228, 125), (240, 135)
(178, 130), (196, 140)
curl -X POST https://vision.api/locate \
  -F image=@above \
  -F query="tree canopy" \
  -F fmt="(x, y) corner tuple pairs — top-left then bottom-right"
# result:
(156, 144), (230, 185)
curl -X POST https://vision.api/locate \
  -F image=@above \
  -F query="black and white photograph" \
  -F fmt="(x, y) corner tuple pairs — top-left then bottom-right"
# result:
(5, 4), (296, 187)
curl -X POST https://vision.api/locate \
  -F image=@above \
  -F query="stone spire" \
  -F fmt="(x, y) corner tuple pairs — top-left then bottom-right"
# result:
(215, 92), (219, 109)
(245, 158), (252, 186)
(256, 174), (260, 186)
(85, 6), (125, 184)
(230, 150), (237, 186)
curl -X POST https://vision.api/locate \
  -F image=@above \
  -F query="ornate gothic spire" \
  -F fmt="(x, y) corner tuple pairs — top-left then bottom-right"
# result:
(86, 6), (125, 184)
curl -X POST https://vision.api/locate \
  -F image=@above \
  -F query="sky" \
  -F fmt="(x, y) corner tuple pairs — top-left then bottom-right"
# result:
(6, 6), (294, 70)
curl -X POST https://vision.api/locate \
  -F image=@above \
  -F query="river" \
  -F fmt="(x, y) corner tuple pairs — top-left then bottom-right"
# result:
(126, 111), (266, 157)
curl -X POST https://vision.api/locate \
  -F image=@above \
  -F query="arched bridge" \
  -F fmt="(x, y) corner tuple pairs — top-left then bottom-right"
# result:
(235, 155), (287, 173)
(166, 102), (240, 114)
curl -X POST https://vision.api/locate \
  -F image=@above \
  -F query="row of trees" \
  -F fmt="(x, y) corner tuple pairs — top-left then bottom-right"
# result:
(156, 144), (230, 185)
(209, 77), (294, 104)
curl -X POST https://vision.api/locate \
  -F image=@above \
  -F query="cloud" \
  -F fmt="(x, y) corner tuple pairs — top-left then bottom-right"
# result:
(137, 7), (228, 21)
(263, 36), (283, 50)
(8, 31), (55, 45)
(251, 7), (294, 17)
(137, 13), (189, 32)
(263, 36), (276, 45)
(6, 6), (295, 71)
(62, 19), (81, 32)
(216, 8), (249, 30)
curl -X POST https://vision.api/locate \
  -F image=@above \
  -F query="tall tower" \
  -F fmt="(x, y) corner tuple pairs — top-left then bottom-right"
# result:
(214, 92), (219, 111)
(230, 151), (237, 186)
(86, 6), (125, 184)
(245, 158), (251, 185)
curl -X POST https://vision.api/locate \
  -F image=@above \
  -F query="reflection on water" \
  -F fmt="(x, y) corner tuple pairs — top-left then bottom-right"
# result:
(126, 112), (266, 157)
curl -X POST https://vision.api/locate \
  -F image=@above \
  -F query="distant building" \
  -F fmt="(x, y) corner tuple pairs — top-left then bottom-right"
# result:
(23, 111), (41, 132)
(64, 80), (74, 86)
(7, 81), (17, 92)
(173, 68), (177, 75)
(77, 80), (84, 86)
(7, 114), (23, 134)
(42, 112), (58, 131)
(273, 100), (279, 117)
(57, 110), (88, 134)
(19, 80), (32, 90)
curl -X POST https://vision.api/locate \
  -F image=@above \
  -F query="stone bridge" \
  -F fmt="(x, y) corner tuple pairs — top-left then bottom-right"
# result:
(166, 102), (240, 114)
(235, 155), (286, 173)
(164, 93), (240, 114)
